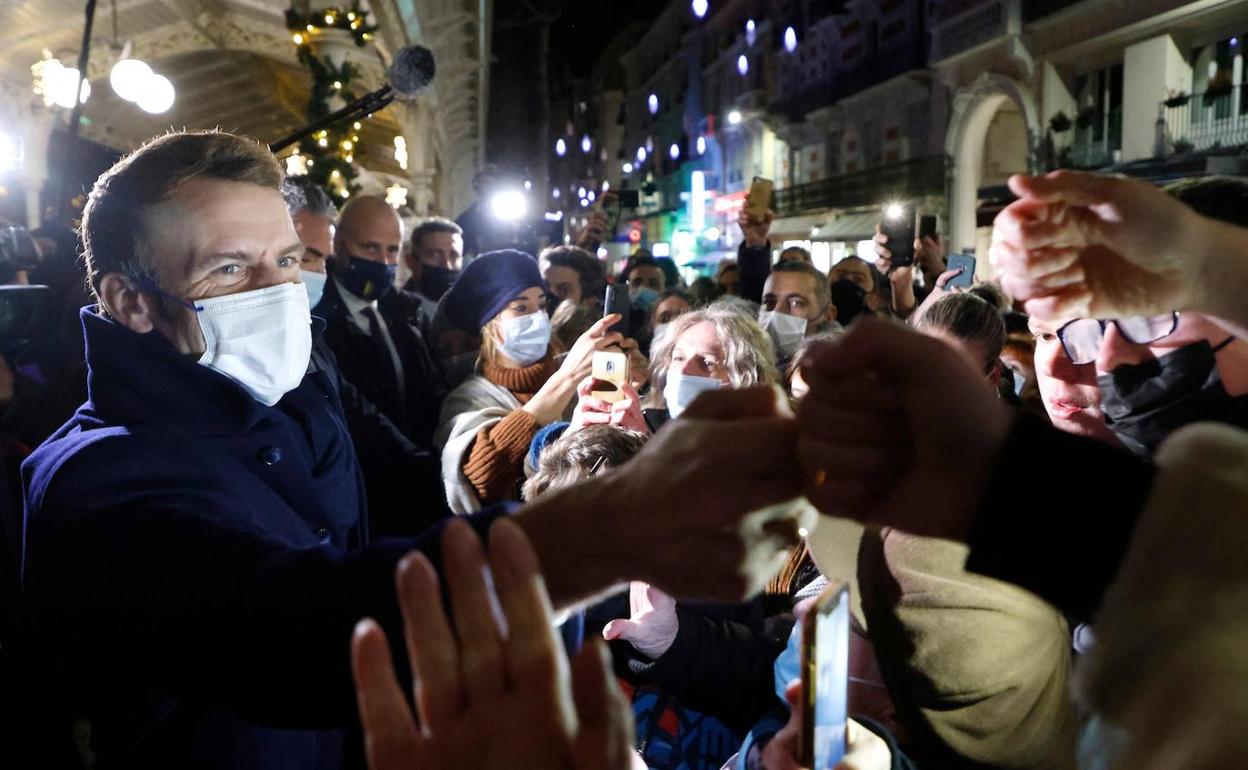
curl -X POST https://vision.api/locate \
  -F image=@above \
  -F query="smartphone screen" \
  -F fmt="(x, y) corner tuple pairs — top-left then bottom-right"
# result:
(919, 214), (938, 241)
(803, 583), (849, 769)
(946, 253), (976, 289)
(603, 284), (630, 338)
(880, 204), (915, 267)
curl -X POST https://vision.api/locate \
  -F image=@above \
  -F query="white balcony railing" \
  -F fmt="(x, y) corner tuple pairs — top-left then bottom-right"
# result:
(930, 0), (1022, 63)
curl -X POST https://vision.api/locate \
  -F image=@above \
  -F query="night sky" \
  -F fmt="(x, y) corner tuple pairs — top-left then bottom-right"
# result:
(485, 0), (668, 188)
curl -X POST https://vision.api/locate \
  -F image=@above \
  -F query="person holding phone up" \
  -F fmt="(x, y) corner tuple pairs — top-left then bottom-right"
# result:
(434, 250), (639, 513)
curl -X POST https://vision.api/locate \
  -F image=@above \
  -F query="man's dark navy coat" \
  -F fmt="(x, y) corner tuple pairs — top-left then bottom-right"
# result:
(18, 309), (490, 769)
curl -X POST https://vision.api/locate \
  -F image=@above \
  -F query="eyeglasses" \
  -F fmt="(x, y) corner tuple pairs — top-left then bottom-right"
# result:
(1056, 312), (1180, 365)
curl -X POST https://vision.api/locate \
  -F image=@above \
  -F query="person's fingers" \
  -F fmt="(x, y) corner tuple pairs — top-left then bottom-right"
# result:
(579, 395), (612, 414)
(576, 376), (596, 398)
(601, 618), (641, 642)
(800, 319), (966, 396)
(578, 412), (613, 426)
(486, 518), (567, 702)
(681, 384), (794, 420)
(934, 267), (963, 289)
(351, 619), (423, 770)
(395, 551), (461, 733)
(571, 638), (635, 770)
(645, 583), (676, 610)
(586, 313), (622, 338)
(1021, 289), (1093, 321)
(618, 381), (642, 403)
(441, 519), (507, 702)
(1008, 170), (1119, 209)
(592, 332), (625, 352)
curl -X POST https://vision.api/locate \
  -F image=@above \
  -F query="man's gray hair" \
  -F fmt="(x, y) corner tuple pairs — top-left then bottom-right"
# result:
(649, 302), (779, 396)
(280, 177), (337, 220)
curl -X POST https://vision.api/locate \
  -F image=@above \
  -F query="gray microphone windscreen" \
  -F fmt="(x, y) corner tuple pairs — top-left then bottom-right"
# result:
(388, 46), (436, 98)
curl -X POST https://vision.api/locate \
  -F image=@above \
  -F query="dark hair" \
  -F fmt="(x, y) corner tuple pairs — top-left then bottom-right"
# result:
(779, 246), (812, 263)
(649, 288), (694, 323)
(1164, 176), (1248, 227)
(82, 130), (283, 302)
(410, 216), (463, 251)
(280, 176), (336, 220)
(540, 244), (607, 301)
(914, 292), (1006, 372)
(688, 276), (718, 306)
(622, 254), (663, 284)
(771, 259), (831, 312)
(521, 425), (648, 501)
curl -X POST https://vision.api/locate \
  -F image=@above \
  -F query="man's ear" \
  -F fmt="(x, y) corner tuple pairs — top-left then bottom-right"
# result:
(98, 273), (157, 334)
(823, 303), (838, 324)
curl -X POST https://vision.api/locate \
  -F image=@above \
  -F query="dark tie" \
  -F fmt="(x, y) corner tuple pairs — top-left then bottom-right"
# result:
(361, 306), (407, 424)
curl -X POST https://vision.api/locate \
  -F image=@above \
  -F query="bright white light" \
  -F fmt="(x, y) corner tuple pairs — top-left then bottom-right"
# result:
(603, 180), (610, 191)
(110, 58), (152, 102)
(137, 74), (175, 114)
(696, 136), (707, 155)
(622, 162), (634, 173)
(646, 136), (654, 152)
(552, 187), (561, 199)
(393, 136), (408, 170)
(545, 211), (564, 221)
(578, 186), (587, 199)
(885, 203), (905, 220)
(491, 190), (528, 221)
(651, 242), (671, 257)
(587, 190), (596, 202)
(648, 93), (659, 114)
(746, 19), (756, 47)
(49, 63), (90, 108)
(704, 226), (721, 241)
(385, 183), (408, 209)
(0, 134), (23, 172)
(581, 134), (592, 153)
(691, 0), (708, 18)
(580, 197), (590, 207)
(524, 179), (532, 190)
(284, 149), (308, 176)
(636, 146), (647, 162)
(669, 143), (680, 160)
(737, 54), (749, 76)
(597, 247), (609, 259)
(728, 110), (743, 125)
(555, 138), (567, 156)
(784, 26), (798, 53)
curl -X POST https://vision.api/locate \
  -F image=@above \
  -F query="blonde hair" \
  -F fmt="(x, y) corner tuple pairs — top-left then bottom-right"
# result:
(649, 302), (779, 401)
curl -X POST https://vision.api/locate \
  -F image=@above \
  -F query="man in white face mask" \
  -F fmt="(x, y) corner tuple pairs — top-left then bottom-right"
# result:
(759, 260), (841, 367)
(18, 131), (813, 770)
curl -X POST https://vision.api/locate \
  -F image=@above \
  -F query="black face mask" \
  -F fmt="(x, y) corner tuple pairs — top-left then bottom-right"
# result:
(829, 278), (869, 327)
(417, 264), (459, 302)
(1097, 338), (1248, 457)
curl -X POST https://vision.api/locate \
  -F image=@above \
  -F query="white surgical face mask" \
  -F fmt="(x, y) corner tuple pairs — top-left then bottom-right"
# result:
(497, 310), (551, 367)
(759, 309), (808, 359)
(195, 282), (312, 406)
(663, 370), (723, 418)
(301, 269), (327, 310)
(652, 322), (671, 345)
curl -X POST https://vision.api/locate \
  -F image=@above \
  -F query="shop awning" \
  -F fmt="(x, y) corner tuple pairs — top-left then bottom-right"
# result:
(769, 210), (879, 242)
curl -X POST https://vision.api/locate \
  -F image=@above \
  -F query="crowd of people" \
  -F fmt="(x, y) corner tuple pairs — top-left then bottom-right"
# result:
(1, 128), (1247, 770)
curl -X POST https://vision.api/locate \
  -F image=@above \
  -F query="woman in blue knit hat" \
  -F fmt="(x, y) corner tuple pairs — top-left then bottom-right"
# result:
(433, 250), (624, 513)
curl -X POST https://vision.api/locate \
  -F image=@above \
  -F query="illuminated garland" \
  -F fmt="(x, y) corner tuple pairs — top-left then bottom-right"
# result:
(285, 3), (377, 48)
(284, 4), (377, 200)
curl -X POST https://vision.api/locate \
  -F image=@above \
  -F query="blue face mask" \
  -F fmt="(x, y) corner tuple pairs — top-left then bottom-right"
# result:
(663, 371), (723, 418)
(631, 286), (660, 311)
(301, 269), (327, 310)
(497, 310), (552, 367)
(339, 256), (396, 301)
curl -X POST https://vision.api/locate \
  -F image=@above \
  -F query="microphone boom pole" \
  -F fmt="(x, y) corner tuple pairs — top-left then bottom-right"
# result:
(269, 85), (395, 153)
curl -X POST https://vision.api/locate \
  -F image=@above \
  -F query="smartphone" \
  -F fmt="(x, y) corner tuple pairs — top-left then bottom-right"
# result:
(881, 203), (915, 267)
(946, 253), (976, 289)
(919, 214), (938, 242)
(744, 176), (774, 222)
(601, 192), (622, 231)
(801, 582), (850, 770)
(590, 350), (630, 403)
(603, 284), (630, 338)
(618, 189), (640, 209)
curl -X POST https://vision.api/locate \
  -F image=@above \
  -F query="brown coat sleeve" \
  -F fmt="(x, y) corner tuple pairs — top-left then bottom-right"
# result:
(462, 408), (540, 503)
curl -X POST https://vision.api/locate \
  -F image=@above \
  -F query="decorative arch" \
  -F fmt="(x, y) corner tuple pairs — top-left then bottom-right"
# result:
(944, 72), (1040, 252)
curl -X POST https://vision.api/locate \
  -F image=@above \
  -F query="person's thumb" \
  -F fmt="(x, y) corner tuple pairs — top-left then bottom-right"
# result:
(1008, 170), (1115, 208)
(602, 619), (641, 642)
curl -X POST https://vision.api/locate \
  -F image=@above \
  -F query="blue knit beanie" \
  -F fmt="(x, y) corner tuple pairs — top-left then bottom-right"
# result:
(443, 249), (546, 332)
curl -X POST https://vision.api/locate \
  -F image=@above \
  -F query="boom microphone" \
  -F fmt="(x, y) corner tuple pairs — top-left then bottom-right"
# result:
(270, 45), (436, 153)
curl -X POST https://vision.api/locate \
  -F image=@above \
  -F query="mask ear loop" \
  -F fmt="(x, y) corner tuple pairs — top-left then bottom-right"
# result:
(1214, 336), (1237, 353)
(135, 277), (203, 313)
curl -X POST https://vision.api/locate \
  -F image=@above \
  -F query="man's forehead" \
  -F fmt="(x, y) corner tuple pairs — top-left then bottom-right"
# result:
(1028, 316), (1072, 334)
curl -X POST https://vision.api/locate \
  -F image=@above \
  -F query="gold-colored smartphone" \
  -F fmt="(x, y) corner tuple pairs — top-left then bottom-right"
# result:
(744, 176), (774, 222)
(590, 351), (629, 403)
